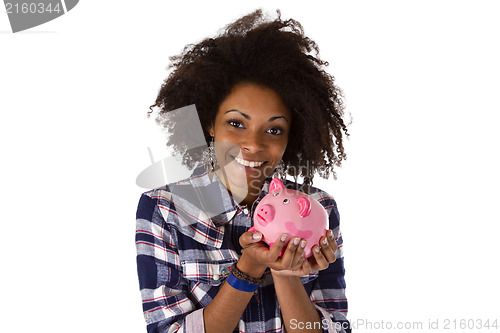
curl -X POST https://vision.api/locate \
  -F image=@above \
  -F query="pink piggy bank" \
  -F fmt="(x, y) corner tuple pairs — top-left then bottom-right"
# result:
(248, 178), (328, 258)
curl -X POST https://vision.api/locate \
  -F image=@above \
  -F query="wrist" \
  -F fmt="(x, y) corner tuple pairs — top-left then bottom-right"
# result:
(237, 253), (267, 279)
(271, 269), (300, 280)
(271, 270), (303, 287)
(226, 273), (260, 292)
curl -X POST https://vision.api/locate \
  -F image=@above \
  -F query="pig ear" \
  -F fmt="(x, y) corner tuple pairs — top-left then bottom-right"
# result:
(296, 197), (311, 217)
(269, 178), (285, 192)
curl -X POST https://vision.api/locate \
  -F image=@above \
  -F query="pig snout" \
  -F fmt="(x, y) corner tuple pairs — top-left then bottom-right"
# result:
(256, 204), (275, 227)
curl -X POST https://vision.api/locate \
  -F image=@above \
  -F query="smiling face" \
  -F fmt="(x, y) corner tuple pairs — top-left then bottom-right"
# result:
(208, 83), (292, 206)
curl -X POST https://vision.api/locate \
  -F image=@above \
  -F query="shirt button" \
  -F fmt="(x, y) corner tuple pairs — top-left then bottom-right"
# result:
(243, 208), (249, 215)
(213, 274), (220, 281)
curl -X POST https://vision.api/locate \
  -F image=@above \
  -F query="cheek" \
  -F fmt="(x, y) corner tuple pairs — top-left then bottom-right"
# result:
(214, 137), (241, 154)
(272, 141), (288, 159)
(279, 133), (290, 150)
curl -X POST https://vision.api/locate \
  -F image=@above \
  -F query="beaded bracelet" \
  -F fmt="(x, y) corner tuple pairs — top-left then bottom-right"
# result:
(230, 262), (265, 285)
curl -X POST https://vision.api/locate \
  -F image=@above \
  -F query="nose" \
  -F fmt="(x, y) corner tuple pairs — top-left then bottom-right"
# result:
(257, 204), (275, 223)
(241, 130), (265, 153)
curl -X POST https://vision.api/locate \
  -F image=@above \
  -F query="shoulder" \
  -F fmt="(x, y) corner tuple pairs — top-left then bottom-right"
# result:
(136, 170), (194, 226)
(137, 184), (172, 213)
(305, 185), (338, 211)
(137, 164), (208, 218)
(136, 186), (175, 236)
(139, 185), (173, 206)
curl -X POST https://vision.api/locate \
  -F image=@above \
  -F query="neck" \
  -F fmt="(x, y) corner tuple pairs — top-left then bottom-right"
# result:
(213, 169), (261, 208)
(238, 194), (259, 208)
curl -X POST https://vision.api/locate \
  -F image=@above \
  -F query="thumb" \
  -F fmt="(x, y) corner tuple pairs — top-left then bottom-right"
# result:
(240, 231), (263, 248)
(250, 231), (263, 242)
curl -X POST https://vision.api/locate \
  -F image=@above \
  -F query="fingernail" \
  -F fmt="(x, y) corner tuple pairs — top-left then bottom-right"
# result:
(314, 246), (320, 253)
(253, 233), (262, 240)
(329, 230), (335, 239)
(300, 240), (307, 248)
(281, 234), (287, 242)
(322, 238), (328, 245)
(293, 238), (300, 246)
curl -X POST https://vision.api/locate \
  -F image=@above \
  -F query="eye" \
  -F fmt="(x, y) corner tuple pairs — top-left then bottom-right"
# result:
(283, 199), (290, 205)
(273, 192), (279, 197)
(266, 127), (283, 135)
(227, 120), (244, 128)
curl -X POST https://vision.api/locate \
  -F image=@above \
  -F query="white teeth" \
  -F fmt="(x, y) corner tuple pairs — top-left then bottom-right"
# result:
(235, 157), (264, 167)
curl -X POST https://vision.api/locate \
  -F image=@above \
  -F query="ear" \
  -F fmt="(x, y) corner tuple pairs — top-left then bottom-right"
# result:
(206, 124), (214, 137)
(269, 178), (285, 192)
(296, 197), (311, 217)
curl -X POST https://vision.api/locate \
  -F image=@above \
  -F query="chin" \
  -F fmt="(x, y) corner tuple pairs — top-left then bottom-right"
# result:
(220, 161), (267, 193)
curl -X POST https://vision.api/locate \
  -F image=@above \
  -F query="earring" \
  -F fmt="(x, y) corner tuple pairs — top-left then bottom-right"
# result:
(202, 137), (217, 172)
(302, 173), (313, 194)
(273, 160), (286, 182)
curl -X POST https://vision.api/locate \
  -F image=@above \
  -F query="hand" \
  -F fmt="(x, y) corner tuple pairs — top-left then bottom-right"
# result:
(271, 229), (338, 277)
(237, 232), (308, 278)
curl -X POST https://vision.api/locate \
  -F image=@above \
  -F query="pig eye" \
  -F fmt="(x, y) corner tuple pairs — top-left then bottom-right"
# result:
(273, 192), (280, 197)
(283, 199), (290, 205)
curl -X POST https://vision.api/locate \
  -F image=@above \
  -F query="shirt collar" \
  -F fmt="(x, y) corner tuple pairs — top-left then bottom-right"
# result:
(185, 164), (240, 226)
(166, 164), (276, 248)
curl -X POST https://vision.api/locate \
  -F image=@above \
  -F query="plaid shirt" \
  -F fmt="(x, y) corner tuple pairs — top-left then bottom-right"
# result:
(136, 165), (350, 333)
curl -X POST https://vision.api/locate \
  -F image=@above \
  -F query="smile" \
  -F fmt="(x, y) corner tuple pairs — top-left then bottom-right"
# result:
(234, 157), (265, 168)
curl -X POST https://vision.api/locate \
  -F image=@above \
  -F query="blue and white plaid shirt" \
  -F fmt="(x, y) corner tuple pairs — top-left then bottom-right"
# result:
(136, 165), (350, 333)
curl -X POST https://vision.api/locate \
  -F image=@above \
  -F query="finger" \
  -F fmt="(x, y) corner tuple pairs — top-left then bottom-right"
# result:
(284, 238), (306, 269)
(239, 231), (263, 248)
(311, 245), (329, 270)
(291, 239), (307, 268)
(290, 253), (306, 271)
(277, 238), (300, 269)
(327, 229), (339, 252)
(267, 233), (289, 262)
(319, 235), (337, 263)
(297, 256), (312, 276)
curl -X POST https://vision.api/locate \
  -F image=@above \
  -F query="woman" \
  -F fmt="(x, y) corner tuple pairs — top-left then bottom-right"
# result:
(136, 10), (350, 333)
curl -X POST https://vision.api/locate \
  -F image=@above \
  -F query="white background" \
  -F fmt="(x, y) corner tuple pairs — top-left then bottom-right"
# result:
(1, 1), (499, 332)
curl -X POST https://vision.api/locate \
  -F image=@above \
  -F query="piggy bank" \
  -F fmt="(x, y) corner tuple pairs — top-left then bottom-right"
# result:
(249, 178), (328, 258)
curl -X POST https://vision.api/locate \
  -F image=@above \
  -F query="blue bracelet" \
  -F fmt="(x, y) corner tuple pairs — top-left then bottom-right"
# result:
(226, 273), (260, 292)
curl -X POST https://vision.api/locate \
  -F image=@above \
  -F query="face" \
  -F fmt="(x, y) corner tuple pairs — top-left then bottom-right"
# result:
(208, 83), (292, 204)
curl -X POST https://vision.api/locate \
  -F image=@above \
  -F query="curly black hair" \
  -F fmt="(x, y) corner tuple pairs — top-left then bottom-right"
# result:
(149, 9), (349, 182)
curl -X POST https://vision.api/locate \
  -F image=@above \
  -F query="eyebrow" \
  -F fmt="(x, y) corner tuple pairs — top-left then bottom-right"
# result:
(224, 109), (289, 123)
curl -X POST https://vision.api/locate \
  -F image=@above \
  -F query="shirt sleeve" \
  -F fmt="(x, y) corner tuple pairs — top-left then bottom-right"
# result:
(309, 197), (351, 333)
(136, 192), (205, 333)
